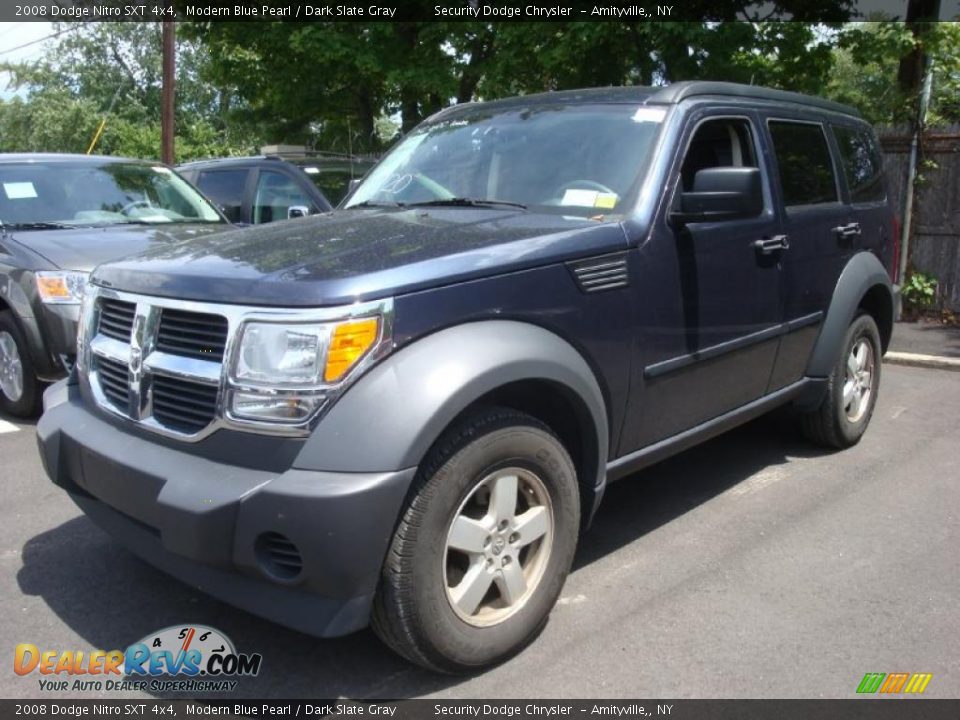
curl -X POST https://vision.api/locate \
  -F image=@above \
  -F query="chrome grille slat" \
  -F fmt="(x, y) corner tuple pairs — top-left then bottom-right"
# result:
(156, 308), (228, 361)
(153, 383), (219, 405)
(96, 356), (130, 409)
(97, 299), (136, 341)
(152, 375), (218, 432)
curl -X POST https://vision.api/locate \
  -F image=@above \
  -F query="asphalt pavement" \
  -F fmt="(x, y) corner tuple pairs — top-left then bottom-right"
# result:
(2, 364), (958, 700)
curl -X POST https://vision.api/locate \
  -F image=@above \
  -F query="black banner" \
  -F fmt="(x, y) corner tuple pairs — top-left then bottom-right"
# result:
(3, 700), (960, 720)
(3, 0), (960, 23)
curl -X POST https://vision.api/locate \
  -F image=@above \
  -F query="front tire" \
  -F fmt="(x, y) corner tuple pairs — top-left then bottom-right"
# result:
(372, 407), (580, 674)
(0, 311), (42, 418)
(800, 313), (882, 448)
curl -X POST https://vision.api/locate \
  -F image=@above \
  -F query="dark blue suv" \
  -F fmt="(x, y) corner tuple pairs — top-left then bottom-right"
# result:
(38, 83), (895, 673)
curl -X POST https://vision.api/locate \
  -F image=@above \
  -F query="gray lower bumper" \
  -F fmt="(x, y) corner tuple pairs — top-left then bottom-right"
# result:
(37, 381), (417, 638)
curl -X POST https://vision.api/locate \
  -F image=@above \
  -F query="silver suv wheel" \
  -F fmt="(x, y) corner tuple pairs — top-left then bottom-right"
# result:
(444, 467), (554, 627)
(0, 330), (24, 403)
(843, 338), (874, 423)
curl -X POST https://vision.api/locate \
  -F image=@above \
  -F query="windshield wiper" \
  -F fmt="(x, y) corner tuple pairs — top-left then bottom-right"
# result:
(405, 198), (528, 211)
(5, 221), (75, 230)
(346, 200), (405, 209)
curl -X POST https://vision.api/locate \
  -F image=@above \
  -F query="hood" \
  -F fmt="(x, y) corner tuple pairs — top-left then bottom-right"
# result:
(8, 223), (230, 273)
(91, 208), (631, 306)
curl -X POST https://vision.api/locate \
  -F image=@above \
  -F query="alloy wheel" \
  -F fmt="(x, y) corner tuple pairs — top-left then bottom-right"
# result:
(0, 330), (24, 403)
(843, 337), (875, 423)
(443, 467), (554, 627)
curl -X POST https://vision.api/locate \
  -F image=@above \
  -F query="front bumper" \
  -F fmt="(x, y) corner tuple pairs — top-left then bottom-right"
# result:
(37, 381), (416, 638)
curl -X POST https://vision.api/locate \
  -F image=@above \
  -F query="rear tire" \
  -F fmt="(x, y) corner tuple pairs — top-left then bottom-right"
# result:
(0, 311), (41, 419)
(372, 407), (580, 674)
(800, 313), (881, 449)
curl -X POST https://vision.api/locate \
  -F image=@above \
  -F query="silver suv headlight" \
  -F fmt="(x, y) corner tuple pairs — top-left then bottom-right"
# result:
(227, 315), (382, 424)
(35, 271), (89, 305)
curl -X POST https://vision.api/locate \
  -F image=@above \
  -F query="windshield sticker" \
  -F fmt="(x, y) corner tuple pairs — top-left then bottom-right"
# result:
(595, 192), (619, 209)
(561, 189), (620, 208)
(561, 189), (600, 206)
(3, 182), (38, 199)
(632, 107), (667, 123)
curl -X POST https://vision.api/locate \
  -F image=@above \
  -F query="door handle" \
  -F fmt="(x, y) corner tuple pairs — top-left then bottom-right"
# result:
(833, 222), (862, 239)
(753, 235), (790, 254)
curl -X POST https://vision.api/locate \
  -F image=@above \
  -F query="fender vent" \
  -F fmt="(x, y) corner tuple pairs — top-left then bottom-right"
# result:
(568, 253), (629, 293)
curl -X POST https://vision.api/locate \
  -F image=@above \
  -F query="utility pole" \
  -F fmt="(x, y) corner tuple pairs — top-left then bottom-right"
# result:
(161, 21), (176, 165)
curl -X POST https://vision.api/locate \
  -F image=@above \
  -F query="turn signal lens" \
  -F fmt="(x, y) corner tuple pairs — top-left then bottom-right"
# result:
(324, 317), (379, 382)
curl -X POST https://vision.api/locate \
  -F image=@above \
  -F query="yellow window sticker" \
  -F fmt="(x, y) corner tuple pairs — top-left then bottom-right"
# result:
(594, 192), (618, 209)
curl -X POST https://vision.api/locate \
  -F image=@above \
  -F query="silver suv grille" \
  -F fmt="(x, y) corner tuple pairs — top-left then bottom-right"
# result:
(85, 291), (229, 439)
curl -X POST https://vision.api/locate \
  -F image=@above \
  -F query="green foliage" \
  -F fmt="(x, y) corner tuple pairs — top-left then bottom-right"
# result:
(826, 21), (960, 125)
(188, 19), (845, 151)
(901, 271), (938, 310)
(0, 22), (252, 160)
(2, 12), (958, 160)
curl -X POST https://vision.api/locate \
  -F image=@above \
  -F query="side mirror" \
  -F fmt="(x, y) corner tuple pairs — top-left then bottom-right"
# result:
(670, 167), (763, 227)
(287, 205), (311, 220)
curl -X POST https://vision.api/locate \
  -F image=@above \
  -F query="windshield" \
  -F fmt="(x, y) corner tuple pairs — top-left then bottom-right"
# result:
(345, 103), (665, 216)
(0, 161), (224, 228)
(298, 161), (374, 206)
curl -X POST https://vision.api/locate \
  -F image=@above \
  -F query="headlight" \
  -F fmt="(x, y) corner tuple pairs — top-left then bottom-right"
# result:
(228, 316), (381, 424)
(235, 324), (332, 385)
(35, 271), (89, 305)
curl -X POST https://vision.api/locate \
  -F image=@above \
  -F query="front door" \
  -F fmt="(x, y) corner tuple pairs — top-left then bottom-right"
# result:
(622, 111), (785, 451)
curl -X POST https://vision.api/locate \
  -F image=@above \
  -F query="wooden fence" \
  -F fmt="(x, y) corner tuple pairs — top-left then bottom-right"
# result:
(879, 125), (960, 311)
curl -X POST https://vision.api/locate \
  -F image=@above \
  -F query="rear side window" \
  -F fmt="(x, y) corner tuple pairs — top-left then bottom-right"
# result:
(768, 120), (838, 207)
(833, 125), (885, 203)
(195, 169), (248, 223)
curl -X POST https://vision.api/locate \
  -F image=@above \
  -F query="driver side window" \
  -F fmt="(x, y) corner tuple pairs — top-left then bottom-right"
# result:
(680, 118), (758, 192)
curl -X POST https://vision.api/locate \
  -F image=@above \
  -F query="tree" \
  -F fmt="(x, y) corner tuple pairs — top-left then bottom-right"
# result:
(0, 22), (250, 159)
(826, 20), (960, 125)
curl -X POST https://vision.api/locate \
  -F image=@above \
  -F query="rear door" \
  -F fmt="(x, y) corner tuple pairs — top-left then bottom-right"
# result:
(763, 115), (850, 390)
(830, 122), (895, 275)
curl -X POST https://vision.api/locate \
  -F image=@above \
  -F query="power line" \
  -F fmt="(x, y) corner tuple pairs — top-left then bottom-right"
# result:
(0, 25), (80, 58)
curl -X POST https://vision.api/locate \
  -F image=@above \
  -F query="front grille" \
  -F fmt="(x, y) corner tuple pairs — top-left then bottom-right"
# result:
(88, 296), (226, 437)
(96, 356), (129, 410)
(157, 308), (229, 361)
(98, 299), (136, 341)
(152, 375), (219, 434)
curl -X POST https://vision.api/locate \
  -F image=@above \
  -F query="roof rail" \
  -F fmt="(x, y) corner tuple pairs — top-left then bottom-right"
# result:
(649, 81), (861, 118)
(264, 149), (380, 162)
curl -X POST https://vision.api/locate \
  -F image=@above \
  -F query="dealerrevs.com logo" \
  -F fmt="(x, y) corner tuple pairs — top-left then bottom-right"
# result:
(15, 625), (262, 693)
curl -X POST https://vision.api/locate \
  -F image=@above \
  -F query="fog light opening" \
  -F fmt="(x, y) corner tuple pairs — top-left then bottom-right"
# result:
(255, 532), (303, 582)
